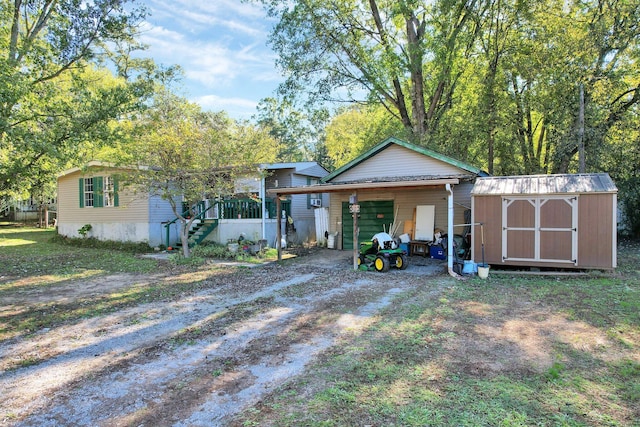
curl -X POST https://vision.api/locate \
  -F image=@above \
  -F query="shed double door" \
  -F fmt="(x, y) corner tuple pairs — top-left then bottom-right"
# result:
(502, 196), (578, 265)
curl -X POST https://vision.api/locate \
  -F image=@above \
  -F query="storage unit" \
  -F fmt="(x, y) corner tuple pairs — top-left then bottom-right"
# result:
(471, 173), (617, 270)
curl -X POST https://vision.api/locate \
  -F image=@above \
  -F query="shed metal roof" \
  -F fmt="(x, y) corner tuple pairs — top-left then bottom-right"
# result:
(471, 173), (617, 196)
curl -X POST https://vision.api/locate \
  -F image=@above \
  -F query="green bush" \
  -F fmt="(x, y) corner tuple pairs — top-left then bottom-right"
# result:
(49, 234), (152, 254)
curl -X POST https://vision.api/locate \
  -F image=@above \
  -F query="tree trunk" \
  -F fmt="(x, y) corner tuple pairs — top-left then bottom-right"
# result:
(180, 220), (191, 258)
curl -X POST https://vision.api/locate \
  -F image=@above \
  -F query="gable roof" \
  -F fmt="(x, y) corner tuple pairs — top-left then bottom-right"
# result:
(260, 162), (329, 178)
(322, 137), (487, 183)
(57, 161), (131, 178)
(471, 173), (617, 196)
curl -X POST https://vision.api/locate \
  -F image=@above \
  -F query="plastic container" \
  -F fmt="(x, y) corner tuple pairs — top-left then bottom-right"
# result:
(462, 260), (477, 275)
(327, 232), (338, 249)
(430, 245), (446, 260)
(399, 233), (411, 243)
(477, 263), (490, 279)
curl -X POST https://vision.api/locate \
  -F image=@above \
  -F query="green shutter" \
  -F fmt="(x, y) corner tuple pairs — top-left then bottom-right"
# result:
(94, 176), (104, 208)
(79, 178), (84, 208)
(113, 177), (119, 207)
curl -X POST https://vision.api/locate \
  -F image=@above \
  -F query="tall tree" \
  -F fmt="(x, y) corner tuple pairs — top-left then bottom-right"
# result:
(125, 89), (278, 257)
(0, 0), (153, 197)
(256, 0), (481, 143)
(255, 97), (331, 167)
(325, 104), (406, 166)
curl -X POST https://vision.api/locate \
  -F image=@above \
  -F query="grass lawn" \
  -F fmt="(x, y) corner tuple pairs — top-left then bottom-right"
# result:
(235, 240), (640, 427)
(1, 226), (638, 425)
(0, 225), (158, 279)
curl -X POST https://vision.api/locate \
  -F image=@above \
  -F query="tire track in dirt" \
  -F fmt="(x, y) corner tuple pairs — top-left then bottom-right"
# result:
(3, 262), (423, 427)
(1, 272), (314, 425)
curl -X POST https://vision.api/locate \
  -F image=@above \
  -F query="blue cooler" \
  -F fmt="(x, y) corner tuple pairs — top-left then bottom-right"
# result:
(399, 243), (409, 254)
(430, 245), (446, 260)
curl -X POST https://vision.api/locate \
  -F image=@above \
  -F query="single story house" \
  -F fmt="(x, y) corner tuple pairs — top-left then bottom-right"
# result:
(268, 137), (489, 273)
(56, 161), (177, 247)
(471, 173), (617, 269)
(56, 161), (329, 248)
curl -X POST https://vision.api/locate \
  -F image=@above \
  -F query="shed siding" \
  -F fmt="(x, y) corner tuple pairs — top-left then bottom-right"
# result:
(333, 144), (465, 183)
(472, 192), (616, 269)
(578, 194), (614, 268)
(472, 195), (502, 264)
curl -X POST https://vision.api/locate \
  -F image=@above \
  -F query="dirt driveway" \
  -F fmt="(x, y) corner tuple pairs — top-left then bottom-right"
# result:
(0, 250), (447, 426)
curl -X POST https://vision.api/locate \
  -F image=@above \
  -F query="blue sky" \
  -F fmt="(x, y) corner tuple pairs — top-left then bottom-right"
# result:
(135, 0), (283, 120)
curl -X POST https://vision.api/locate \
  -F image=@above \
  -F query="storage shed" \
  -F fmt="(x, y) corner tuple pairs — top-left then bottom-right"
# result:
(471, 173), (617, 270)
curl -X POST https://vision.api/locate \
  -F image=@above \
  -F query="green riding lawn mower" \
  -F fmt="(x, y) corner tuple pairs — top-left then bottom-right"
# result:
(357, 232), (408, 272)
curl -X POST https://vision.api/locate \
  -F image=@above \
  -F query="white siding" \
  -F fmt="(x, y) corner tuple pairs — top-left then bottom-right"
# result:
(333, 145), (466, 183)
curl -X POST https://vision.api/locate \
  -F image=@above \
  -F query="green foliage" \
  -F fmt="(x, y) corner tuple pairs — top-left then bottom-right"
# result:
(325, 105), (407, 166)
(121, 87), (278, 258)
(0, 1), (155, 198)
(77, 224), (92, 238)
(260, 0), (640, 211)
(49, 233), (153, 254)
(255, 97), (329, 166)
(260, 0), (481, 141)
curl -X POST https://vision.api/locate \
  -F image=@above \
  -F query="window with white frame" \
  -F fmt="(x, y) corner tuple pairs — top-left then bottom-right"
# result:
(79, 175), (118, 208)
(83, 178), (94, 207)
(104, 176), (115, 207)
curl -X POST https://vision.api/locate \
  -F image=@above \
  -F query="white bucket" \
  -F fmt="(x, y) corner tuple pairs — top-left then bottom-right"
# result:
(227, 243), (239, 253)
(327, 232), (337, 249)
(477, 264), (490, 279)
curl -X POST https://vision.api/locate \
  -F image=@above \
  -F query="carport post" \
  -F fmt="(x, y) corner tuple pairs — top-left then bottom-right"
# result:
(446, 184), (458, 277)
(276, 195), (282, 261)
(352, 192), (359, 270)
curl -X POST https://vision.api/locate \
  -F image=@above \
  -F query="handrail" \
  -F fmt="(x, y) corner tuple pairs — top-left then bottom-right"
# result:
(162, 198), (292, 247)
(164, 201), (216, 248)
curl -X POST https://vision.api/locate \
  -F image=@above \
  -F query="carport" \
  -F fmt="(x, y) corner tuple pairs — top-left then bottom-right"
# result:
(267, 178), (462, 276)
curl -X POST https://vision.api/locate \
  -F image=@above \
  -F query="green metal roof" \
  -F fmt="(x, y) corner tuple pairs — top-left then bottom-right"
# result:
(321, 137), (487, 183)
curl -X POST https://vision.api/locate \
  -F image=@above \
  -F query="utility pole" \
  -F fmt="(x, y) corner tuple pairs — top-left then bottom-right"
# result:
(578, 83), (585, 173)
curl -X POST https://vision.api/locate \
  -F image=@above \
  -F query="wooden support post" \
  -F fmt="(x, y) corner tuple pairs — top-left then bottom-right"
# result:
(276, 195), (282, 262)
(351, 192), (359, 270)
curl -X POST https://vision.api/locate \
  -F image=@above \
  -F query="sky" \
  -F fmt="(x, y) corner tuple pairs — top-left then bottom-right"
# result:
(135, 0), (283, 120)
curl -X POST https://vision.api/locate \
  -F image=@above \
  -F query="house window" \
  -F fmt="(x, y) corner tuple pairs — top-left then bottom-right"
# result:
(83, 178), (94, 207)
(104, 176), (115, 207)
(79, 176), (118, 208)
(307, 178), (320, 208)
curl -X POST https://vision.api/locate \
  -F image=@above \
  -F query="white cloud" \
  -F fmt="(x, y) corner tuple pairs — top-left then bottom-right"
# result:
(196, 94), (258, 119)
(133, 0), (283, 119)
